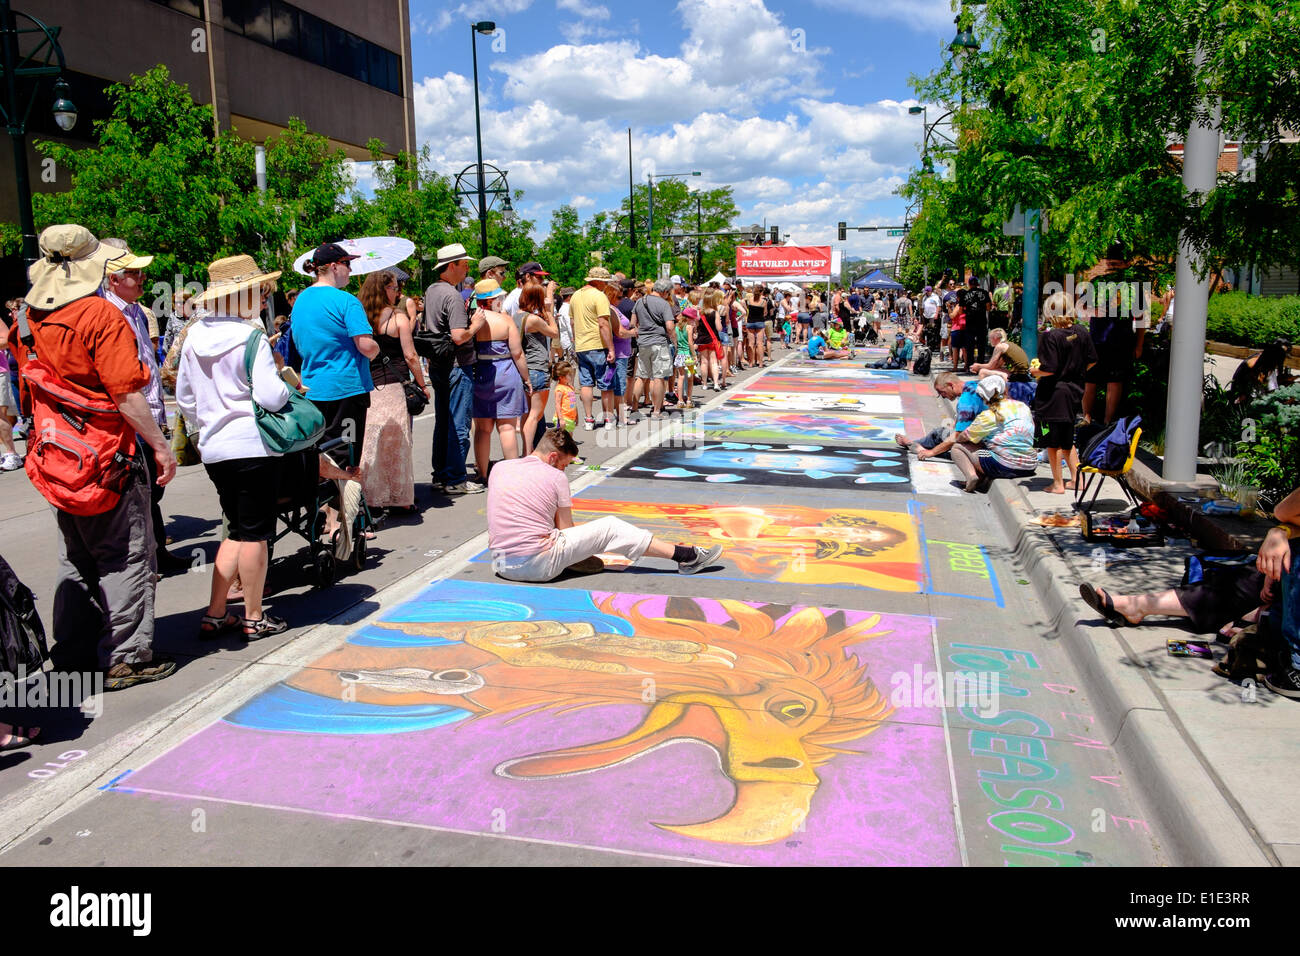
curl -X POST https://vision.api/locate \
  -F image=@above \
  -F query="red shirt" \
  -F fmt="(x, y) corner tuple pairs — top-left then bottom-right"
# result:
(9, 296), (149, 404)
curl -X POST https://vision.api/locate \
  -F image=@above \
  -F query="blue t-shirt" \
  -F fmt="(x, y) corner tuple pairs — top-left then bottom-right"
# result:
(954, 381), (987, 433)
(290, 285), (374, 401)
(808, 335), (827, 359)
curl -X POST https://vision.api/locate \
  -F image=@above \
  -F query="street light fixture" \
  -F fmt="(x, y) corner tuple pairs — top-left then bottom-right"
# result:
(50, 75), (76, 131)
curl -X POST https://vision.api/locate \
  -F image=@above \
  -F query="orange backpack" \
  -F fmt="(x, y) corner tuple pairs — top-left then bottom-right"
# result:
(15, 306), (137, 516)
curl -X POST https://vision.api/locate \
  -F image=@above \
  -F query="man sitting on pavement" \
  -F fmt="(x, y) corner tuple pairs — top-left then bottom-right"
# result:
(487, 427), (723, 582)
(895, 371), (986, 460)
(870, 331), (913, 370)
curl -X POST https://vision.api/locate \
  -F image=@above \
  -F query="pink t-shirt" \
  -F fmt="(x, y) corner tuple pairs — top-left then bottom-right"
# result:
(487, 455), (572, 556)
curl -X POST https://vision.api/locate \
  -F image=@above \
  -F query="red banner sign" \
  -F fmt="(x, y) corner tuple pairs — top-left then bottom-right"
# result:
(735, 245), (832, 277)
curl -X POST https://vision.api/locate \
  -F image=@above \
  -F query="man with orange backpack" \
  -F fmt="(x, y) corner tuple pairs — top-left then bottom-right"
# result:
(10, 226), (176, 691)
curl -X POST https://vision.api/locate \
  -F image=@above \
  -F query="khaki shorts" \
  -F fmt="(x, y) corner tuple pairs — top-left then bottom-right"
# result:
(635, 342), (673, 379)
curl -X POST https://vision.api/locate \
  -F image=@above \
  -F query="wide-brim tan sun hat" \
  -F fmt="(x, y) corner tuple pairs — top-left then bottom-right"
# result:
(26, 225), (133, 310)
(191, 254), (282, 307)
(583, 266), (613, 284)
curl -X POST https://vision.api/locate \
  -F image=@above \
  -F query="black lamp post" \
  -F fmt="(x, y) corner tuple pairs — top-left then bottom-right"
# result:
(1, 0), (77, 265)
(470, 20), (495, 257)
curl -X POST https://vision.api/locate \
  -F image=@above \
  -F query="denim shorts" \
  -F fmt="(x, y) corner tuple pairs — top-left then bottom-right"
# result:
(529, 368), (549, 391)
(978, 454), (1036, 480)
(610, 356), (629, 396)
(577, 349), (608, 388)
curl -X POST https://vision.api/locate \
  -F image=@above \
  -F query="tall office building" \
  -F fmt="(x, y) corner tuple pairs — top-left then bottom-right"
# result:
(4, 0), (416, 228)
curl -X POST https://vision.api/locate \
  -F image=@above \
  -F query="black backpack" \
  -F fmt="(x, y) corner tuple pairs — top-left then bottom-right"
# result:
(0, 553), (48, 676)
(912, 346), (932, 377)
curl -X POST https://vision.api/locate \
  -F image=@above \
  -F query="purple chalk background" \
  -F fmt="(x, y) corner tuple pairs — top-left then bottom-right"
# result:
(122, 594), (958, 866)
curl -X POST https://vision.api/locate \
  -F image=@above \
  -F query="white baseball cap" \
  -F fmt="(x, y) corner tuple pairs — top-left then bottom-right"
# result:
(670, 275), (684, 285)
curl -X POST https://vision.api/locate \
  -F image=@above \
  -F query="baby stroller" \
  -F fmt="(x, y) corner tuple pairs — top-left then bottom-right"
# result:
(267, 437), (375, 588)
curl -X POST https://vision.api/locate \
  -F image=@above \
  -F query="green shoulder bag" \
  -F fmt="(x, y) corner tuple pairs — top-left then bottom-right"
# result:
(242, 328), (326, 454)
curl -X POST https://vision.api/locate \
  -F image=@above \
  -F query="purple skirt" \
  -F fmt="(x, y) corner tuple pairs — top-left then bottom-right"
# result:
(472, 358), (527, 419)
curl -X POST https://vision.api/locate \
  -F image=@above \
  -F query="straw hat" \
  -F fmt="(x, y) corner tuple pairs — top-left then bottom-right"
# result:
(474, 278), (504, 301)
(435, 243), (474, 271)
(584, 266), (613, 284)
(26, 225), (133, 310)
(191, 254), (282, 307)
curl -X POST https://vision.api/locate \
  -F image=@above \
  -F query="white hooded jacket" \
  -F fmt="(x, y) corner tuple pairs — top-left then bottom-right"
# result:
(175, 315), (292, 463)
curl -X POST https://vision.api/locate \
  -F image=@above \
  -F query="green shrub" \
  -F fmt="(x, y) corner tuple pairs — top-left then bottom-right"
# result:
(1206, 292), (1300, 346)
(1236, 383), (1300, 502)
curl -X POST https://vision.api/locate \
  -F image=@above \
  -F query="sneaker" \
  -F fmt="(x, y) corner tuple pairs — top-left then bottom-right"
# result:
(678, 544), (723, 574)
(1265, 668), (1300, 699)
(604, 419), (616, 429)
(105, 656), (177, 692)
(0, 453), (21, 471)
(584, 417), (596, 430)
(444, 480), (486, 495)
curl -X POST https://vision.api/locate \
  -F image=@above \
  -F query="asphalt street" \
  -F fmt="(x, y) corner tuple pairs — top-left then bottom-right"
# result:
(0, 345), (1166, 866)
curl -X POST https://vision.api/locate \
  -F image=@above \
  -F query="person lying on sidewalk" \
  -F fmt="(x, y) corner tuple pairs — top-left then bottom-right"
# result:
(1078, 487), (1300, 639)
(487, 427), (723, 582)
(950, 375), (1039, 493)
(895, 372), (985, 459)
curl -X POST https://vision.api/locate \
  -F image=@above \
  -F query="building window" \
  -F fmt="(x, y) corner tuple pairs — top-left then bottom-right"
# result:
(298, 11), (326, 66)
(271, 0), (298, 56)
(220, 0), (403, 96)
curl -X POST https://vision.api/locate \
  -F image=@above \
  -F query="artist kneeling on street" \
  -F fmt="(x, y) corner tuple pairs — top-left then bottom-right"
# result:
(487, 427), (723, 582)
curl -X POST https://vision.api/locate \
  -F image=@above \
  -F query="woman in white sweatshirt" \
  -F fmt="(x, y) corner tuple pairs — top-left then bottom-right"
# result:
(176, 255), (292, 640)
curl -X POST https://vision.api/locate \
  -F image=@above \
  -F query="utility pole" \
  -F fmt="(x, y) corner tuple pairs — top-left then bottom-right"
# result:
(1163, 46), (1219, 482)
(627, 128), (636, 250)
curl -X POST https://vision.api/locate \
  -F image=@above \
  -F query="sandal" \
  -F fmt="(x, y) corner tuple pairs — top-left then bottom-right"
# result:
(199, 612), (241, 639)
(1079, 583), (1131, 627)
(0, 724), (40, 751)
(243, 614), (289, 640)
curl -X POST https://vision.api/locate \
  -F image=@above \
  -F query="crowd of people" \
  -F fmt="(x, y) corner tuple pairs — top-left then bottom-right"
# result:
(2, 222), (1296, 759)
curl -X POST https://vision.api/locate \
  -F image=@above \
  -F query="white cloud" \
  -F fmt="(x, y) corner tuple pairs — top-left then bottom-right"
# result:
(492, 0), (826, 123)
(432, 0), (534, 31)
(804, 0), (955, 33)
(409, 0), (927, 261)
(556, 0), (609, 17)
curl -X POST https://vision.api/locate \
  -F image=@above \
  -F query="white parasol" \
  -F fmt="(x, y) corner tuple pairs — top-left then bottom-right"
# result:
(293, 236), (416, 277)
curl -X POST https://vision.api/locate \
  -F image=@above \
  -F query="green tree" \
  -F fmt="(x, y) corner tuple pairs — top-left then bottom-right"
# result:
(904, 0), (1300, 282)
(538, 205), (591, 287)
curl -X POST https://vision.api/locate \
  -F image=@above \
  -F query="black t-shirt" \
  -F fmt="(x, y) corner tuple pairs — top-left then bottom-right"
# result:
(1034, 323), (1098, 422)
(959, 288), (992, 327)
(748, 298), (769, 324)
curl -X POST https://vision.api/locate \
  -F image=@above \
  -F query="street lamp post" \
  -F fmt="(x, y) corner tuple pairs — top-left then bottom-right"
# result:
(469, 20), (495, 257)
(1, 0), (77, 266)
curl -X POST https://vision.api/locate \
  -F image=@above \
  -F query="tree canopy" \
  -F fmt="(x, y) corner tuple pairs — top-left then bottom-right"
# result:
(900, 0), (1300, 285)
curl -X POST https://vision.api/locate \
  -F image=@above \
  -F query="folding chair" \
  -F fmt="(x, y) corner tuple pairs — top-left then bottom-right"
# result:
(1074, 427), (1142, 512)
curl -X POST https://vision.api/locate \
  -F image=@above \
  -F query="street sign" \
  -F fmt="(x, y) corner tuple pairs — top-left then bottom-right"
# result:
(659, 263), (671, 279)
(887, 229), (906, 237)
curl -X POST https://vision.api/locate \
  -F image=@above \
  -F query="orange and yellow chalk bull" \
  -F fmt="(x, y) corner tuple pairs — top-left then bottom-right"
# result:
(288, 596), (894, 845)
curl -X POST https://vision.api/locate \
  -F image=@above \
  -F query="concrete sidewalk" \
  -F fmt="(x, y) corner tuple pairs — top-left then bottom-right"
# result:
(980, 447), (1290, 866)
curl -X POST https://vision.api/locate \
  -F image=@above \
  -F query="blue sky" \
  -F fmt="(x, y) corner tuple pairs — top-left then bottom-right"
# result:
(401, 0), (956, 261)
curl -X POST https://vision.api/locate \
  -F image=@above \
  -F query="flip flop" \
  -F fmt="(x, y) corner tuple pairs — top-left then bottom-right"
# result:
(0, 725), (40, 751)
(1079, 583), (1128, 627)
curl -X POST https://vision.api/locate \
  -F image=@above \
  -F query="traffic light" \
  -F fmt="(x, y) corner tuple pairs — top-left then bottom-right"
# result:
(770, 225), (779, 244)
(837, 221), (847, 241)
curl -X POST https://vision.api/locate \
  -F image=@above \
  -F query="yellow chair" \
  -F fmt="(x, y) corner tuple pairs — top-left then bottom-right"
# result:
(1074, 426), (1143, 512)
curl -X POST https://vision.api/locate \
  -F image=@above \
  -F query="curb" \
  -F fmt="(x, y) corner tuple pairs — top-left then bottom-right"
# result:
(986, 478), (1273, 867)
